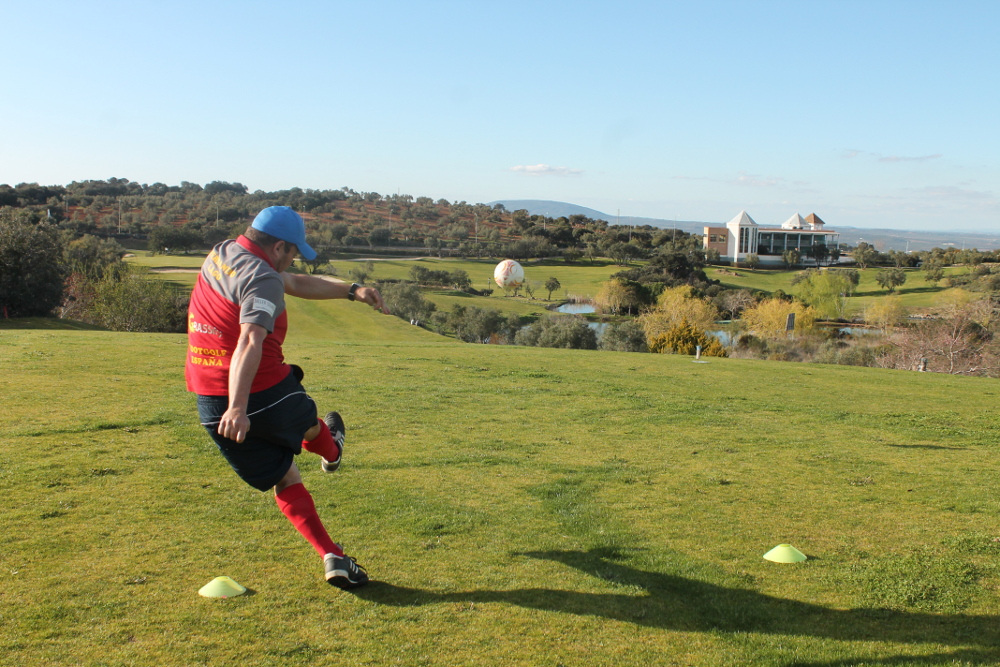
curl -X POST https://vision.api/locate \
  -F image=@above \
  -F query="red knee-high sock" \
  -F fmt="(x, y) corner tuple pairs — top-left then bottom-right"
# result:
(275, 483), (343, 558)
(302, 419), (339, 461)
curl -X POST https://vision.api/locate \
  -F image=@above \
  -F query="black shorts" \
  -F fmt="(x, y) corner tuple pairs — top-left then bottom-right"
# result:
(197, 370), (318, 491)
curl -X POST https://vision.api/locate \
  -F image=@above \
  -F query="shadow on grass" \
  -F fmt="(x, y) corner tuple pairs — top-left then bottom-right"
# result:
(853, 286), (943, 298)
(353, 548), (1000, 653)
(887, 444), (969, 451)
(784, 649), (1000, 666)
(0, 317), (105, 331)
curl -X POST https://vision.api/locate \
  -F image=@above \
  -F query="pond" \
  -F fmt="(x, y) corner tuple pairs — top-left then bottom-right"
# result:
(555, 303), (597, 314)
(705, 326), (880, 346)
(708, 330), (734, 346)
(588, 322), (609, 336)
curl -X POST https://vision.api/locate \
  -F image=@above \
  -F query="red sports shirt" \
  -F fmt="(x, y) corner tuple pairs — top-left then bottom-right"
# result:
(185, 235), (291, 396)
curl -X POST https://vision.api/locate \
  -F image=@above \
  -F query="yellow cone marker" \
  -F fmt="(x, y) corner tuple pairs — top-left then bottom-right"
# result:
(198, 576), (247, 598)
(763, 544), (807, 563)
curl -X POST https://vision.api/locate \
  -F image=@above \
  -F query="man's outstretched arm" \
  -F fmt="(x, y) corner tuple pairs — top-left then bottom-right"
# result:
(282, 272), (389, 314)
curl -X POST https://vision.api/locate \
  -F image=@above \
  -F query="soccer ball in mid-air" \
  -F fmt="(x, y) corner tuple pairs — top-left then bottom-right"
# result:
(494, 259), (525, 288)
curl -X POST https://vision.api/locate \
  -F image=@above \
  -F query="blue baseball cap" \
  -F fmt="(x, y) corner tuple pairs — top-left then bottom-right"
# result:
(251, 206), (317, 261)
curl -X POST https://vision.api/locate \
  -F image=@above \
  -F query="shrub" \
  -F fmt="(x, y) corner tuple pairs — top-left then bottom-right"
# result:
(377, 282), (436, 324)
(649, 319), (727, 357)
(88, 266), (188, 332)
(450, 305), (506, 343)
(740, 298), (817, 339)
(599, 321), (648, 352)
(864, 296), (906, 331)
(515, 315), (597, 350)
(638, 285), (719, 341)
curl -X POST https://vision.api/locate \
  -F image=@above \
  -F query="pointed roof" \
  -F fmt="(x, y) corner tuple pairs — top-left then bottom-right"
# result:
(726, 210), (757, 227)
(781, 213), (806, 229)
(805, 213), (825, 227)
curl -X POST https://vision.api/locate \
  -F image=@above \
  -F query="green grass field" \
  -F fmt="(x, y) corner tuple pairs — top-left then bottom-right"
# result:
(130, 252), (619, 320)
(131, 250), (965, 322)
(4, 302), (1000, 665)
(710, 265), (968, 316)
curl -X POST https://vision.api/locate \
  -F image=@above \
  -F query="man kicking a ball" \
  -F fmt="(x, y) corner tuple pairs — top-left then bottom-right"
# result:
(186, 205), (389, 589)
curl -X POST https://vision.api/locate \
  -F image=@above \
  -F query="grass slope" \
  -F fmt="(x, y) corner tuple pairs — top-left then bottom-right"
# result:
(131, 252), (619, 322)
(3, 309), (1000, 666)
(710, 266), (967, 315)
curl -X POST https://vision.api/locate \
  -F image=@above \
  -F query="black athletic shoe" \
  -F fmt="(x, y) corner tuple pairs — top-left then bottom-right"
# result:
(324, 552), (368, 589)
(321, 411), (345, 473)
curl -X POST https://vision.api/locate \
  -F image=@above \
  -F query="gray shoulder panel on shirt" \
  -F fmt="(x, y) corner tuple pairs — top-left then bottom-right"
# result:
(202, 240), (286, 332)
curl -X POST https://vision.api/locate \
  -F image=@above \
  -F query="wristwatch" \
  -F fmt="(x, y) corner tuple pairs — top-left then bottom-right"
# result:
(347, 283), (360, 301)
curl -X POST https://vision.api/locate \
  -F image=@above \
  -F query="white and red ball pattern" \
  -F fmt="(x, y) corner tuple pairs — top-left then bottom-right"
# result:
(493, 259), (525, 288)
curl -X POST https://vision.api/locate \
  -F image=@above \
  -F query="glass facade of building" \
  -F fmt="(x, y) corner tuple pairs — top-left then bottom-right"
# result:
(757, 231), (831, 256)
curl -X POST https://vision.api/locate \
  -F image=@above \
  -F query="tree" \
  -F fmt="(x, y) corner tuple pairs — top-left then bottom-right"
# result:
(545, 276), (561, 300)
(425, 234), (443, 258)
(302, 246), (333, 274)
(595, 278), (644, 315)
(881, 298), (998, 375)
(638, 285), (719, 342)
(809, 244), (829, 267)
(719, 289), (755, 320)
(0, 217), (67, 317)
(378, 282), (436, 324)
(782, 248), (801, 268)
(330, 223), (349, 242)
(607, 242), (639, 266)
(864, 296), (906, 332)
(740, 298), (817, 339)
(796, 271), (854, 319)
(349, 260), (375, 284)
(502, 312), (522, 344)
(705, 248), (721, 264)
(853, 242), (879, 269)
(65, 234), (125, 281)
(147, 224), (203, 254)
(745, 253), (760, 270)
(875, 268), (907, 293)
(450, 269), (472, 291)
(923, 259), (945, 284)
(368, 227), (392, 247)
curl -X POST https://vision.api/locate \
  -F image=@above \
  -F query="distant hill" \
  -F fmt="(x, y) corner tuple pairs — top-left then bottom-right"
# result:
(489, 200), (708, 234)
(491, 199), (999, 251)
(489, 200), (615, 222)
(832, 227), (1000, 252)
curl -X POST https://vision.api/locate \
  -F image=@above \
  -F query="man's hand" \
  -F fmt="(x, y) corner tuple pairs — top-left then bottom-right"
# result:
(356, 286), (390, 314)
(218, 407), (251, 443)
(222, 322), (266, 444)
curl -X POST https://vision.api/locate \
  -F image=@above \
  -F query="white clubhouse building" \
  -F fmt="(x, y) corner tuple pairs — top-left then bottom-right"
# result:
(703, 211), (839, 264)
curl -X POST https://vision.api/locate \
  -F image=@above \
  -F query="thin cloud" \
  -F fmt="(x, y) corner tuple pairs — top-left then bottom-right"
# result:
(509, 164), (583, 176)
(879, 154), (943, 163)
(734, 171), (782, 187)
(842, 149), (943, 163)
(673, 172), (790, 187)
(915, 185), (993, 200)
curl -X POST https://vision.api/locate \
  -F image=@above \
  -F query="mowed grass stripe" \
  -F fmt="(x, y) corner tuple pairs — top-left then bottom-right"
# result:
(3, 326), (1000, 665)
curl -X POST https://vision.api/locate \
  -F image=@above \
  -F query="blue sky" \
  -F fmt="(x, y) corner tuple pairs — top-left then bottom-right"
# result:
(2, 1), (997, 231)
